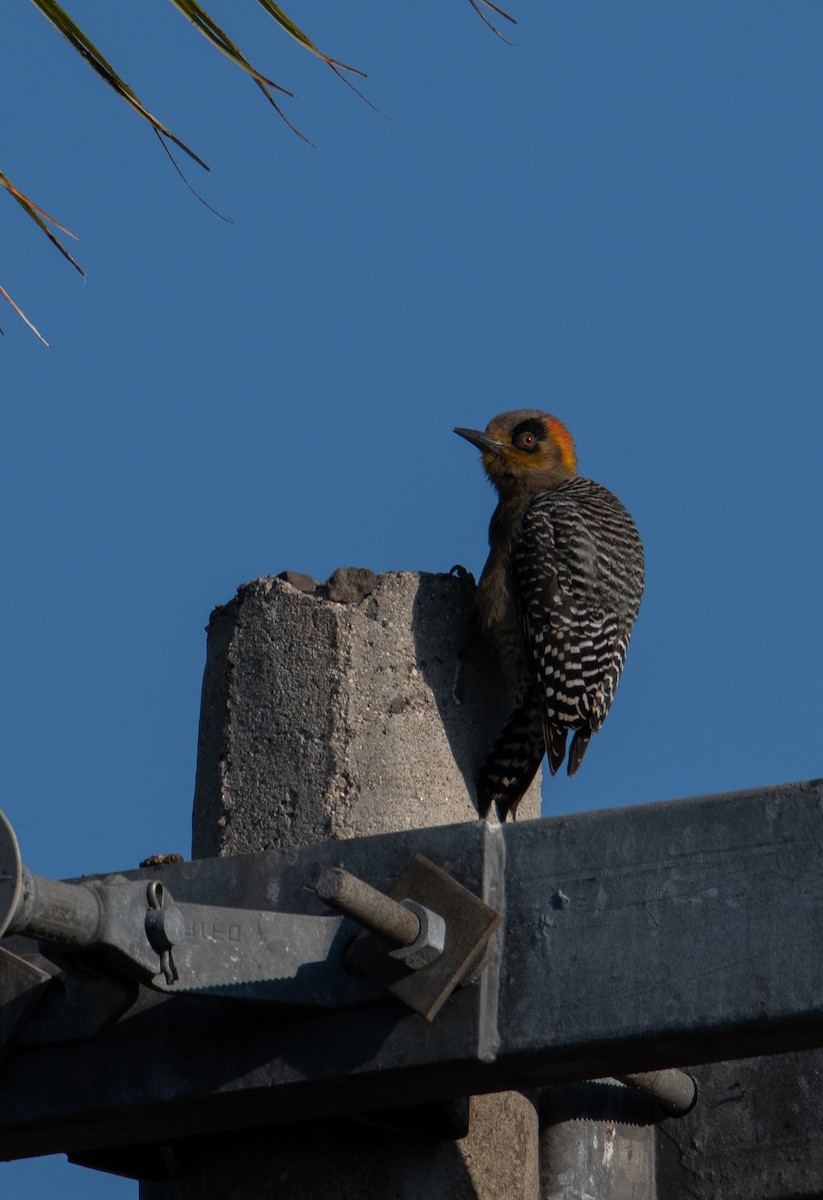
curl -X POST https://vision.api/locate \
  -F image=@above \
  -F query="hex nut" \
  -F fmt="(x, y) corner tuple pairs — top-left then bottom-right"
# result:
(388, 899), (446, 969)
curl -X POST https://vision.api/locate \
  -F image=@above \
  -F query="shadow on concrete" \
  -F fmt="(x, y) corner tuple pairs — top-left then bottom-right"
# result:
(410, 572), (515, 817)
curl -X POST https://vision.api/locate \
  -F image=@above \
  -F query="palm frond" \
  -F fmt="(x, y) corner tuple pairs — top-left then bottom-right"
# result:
(254, 0), (375, 109)
(1, 168), (81, 343)
(28, 0), (210, 170)
(165, 0), (313, 143)
(9, 0), (516, 342)
(254, 1), (365, 77)
(468, 0), (517, 43)
(0, 284), (50, 346)
(1, 169), (84, 275)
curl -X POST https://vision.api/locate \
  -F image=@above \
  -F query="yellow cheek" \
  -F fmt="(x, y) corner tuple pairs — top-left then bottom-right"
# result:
(487, 448), (553, 472)
(514, 452), (552, 470)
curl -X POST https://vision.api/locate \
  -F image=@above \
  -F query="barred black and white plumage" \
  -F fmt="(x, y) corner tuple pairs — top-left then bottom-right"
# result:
(454, 410), (644, 820)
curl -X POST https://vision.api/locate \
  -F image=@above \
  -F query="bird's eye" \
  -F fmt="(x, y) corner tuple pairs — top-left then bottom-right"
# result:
(515, 431), (537, 451)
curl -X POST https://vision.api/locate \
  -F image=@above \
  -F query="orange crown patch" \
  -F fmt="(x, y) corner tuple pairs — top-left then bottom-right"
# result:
(546, 416), (577, 473)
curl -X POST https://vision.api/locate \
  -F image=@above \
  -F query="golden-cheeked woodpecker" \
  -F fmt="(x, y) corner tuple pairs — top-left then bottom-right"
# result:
(454, 410), (644, 820)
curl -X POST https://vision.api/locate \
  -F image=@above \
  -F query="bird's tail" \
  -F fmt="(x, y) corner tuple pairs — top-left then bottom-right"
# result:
(567, 729), (591, 776)
(476, 697), (546, 821)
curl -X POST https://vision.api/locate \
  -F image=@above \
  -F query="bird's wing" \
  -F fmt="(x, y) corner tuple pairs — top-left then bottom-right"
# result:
(514, 491), (622, 756)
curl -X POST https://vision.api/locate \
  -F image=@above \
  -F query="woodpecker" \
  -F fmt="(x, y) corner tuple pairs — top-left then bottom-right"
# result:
(454, 410), (644, 820)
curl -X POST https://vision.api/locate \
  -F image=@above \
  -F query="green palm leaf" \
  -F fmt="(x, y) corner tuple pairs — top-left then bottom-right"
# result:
(9, 0), (514, 341)
(0, 284), (50, 346)
(1, 169), (83, 275)
(165, 0), (310, 142)
(469, 0), (517, 42)
(1, 168), (83, 344)
(29, 0), (211, 170)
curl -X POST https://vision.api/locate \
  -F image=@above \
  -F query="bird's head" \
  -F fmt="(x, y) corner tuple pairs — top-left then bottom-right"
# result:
(454, 409), (578, 496)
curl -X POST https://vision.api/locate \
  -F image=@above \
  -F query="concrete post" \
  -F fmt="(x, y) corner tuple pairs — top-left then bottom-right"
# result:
(164, 569), (541, 1200)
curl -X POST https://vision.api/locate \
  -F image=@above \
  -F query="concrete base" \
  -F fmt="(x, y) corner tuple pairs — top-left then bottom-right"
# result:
(172, 1094), (538, 1200)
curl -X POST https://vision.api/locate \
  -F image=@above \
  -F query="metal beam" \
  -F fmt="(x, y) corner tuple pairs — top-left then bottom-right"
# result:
(1, 779), (822, 1160)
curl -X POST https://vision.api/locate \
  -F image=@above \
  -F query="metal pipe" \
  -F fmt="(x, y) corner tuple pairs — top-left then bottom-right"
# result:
(617, 1069), (697, 1116)
(12, 867), (103, 947)
(315, 867), (420, 947)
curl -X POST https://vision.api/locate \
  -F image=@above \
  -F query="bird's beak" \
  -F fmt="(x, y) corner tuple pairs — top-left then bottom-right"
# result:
(453, 427), (504, 454)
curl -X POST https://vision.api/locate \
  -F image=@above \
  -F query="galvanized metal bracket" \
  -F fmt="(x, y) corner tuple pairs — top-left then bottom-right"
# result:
(1, 780), (820, 1166)
(0, 813), (501, 1053)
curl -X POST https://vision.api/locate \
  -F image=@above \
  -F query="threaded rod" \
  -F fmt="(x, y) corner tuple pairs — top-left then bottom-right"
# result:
(316, 867), (419, 946)
(618, 1069), (697, 1116)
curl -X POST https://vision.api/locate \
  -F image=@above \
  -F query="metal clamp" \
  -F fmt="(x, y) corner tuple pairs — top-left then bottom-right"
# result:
(0, 813), (501, 1029)
(0, 812), (182, 986)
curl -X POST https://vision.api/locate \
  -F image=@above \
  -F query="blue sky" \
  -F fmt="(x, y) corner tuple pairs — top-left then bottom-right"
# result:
(3, 2), (822, 1194)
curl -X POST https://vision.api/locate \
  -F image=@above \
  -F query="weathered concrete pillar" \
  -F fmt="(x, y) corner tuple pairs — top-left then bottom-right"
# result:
(171, 569), (541, 1200)
(193, 569), (542, 855)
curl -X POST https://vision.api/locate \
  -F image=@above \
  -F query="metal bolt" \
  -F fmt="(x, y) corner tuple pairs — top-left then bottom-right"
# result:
(618, 1069), (697, 1116)
(315, 867), (446, 968)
